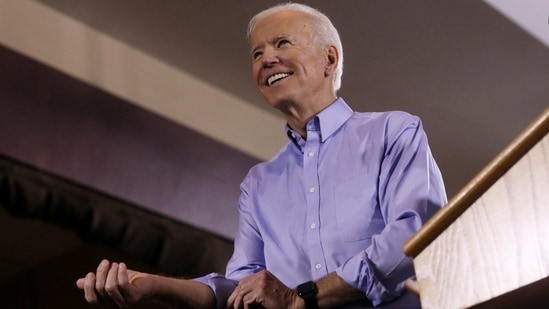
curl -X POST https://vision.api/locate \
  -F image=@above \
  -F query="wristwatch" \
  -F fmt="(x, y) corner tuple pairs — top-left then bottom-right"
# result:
(297, 281), (319, 309)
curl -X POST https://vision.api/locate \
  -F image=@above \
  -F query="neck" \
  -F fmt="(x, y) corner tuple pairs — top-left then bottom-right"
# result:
(282, 95), (337, 138)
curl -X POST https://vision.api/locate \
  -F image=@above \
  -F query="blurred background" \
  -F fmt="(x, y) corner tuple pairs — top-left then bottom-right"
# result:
(0, 0), (548, 308)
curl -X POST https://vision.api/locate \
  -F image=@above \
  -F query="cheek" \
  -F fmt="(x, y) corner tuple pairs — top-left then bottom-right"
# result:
(296, 54), (323, 75)
(251, 65), (261, 82)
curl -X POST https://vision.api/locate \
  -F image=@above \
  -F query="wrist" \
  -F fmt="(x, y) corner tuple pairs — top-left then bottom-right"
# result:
(146, 274), (163, 298)
(293, 294), (306, 309)
(296, 281), (319, 309)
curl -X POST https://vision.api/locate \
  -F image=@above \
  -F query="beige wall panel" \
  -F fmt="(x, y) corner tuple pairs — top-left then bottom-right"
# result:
(0, 0), (285, 161)
(414, 135), (549, 308)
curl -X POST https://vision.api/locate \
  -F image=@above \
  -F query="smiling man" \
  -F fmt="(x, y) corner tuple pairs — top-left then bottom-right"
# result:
(77, 3), (447, 309)
(249, 9), (339, 137)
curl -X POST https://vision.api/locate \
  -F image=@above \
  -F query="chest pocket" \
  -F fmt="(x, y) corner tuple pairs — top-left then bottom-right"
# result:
(334, 174), (384, 242)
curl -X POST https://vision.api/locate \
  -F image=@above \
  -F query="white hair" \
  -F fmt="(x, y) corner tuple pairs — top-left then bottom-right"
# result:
(247, 3), (344, 93)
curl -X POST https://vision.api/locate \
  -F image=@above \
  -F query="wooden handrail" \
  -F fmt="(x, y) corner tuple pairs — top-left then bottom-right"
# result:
(404, 107), (549, 257)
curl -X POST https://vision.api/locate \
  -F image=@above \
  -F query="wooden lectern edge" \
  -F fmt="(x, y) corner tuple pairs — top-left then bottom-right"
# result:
(404, 107), (549, 258)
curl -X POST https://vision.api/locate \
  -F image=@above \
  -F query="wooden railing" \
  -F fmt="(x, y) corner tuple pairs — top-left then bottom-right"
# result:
(404, 107), (549, 308)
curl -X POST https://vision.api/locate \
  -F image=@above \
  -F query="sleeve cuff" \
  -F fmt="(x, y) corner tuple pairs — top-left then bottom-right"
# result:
(193, 273), (238, 309)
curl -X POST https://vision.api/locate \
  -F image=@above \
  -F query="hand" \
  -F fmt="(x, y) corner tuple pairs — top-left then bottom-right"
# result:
(226, 270), (300, 309)
(76, 259), (153, 307)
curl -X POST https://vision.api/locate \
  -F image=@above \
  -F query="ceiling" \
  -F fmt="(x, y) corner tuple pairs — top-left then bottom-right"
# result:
(0, 0), (548, 307)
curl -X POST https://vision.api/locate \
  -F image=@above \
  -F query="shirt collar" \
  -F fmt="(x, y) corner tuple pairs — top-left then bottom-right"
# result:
(286, 97), (354, 149)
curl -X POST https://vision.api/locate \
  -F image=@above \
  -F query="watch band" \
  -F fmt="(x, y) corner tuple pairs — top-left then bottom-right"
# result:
(297, 281), (319, 309)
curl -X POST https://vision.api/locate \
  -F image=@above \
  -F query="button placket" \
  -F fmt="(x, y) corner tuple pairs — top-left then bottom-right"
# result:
(302, 128), (325, 277)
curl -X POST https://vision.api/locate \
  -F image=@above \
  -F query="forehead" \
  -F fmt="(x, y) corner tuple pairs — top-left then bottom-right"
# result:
(250, 10), (314, 44)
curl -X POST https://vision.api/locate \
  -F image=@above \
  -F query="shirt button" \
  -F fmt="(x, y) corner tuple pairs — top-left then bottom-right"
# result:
(310, 223), (316, 229)
(315, 264), (322, 270)
(307, 151), (315, 157)
(309, 187), (315, 193)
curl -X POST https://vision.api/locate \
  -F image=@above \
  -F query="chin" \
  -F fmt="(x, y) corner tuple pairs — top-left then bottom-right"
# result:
(271, 99), (296, 114)
(261, 90), (298, 112)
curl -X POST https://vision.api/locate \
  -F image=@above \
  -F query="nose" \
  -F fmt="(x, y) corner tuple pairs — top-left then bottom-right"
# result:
(261, 47), (280, 68)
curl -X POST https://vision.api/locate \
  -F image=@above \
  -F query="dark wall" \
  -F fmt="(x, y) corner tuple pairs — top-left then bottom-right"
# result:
(0, 43), (259, 307)
(0, 154), (234, 308)
(0, 43), (260, 239)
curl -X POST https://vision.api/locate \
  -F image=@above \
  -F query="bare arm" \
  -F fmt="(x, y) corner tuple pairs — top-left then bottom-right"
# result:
(76, 259), (215, 308)
(149, 274), (215, 308)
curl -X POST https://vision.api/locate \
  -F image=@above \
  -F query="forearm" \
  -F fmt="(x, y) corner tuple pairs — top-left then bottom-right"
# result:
(149, 274), (216, 309)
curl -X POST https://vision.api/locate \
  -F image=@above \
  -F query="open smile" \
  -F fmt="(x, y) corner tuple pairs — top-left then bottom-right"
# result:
(266, 73), (292, 86)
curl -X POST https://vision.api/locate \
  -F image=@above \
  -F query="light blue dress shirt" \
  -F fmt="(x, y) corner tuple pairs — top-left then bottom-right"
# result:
(195, 98), (447, 308)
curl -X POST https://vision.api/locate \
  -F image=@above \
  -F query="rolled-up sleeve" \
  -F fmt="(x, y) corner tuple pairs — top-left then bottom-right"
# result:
(336, 113), (447, 306)
(193, 173), (266, 309)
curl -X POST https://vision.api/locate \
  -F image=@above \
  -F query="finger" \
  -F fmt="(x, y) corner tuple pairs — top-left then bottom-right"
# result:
(232, 285), (247, 309)
(242, 291), (259, 309)
(83, 272), (99, 304)
(226, 288), (236, 308)
(233, 294), (243, 309)
(118, 262), (129, 287)
(76, 277), (84, 289)
(225, 286), (234, 309)
(105, 262), (126, 307)
(227, 284), (244, 309)
(117, 262), (133, 302)
(95, 259), (111, 297)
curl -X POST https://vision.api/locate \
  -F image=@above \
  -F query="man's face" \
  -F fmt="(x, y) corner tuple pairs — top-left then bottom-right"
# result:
(249, 11), (333, 110)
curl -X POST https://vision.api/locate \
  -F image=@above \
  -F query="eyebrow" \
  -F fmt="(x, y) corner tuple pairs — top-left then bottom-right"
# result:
(250, 44), (263, 56)
(250, 33), (292, 55)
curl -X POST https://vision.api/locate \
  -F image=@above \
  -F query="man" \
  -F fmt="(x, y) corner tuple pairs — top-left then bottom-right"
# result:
(77, 3), (447, 308)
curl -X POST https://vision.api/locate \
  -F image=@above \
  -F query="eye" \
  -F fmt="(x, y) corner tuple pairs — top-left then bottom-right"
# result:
(252, 50), (263, 60)
(277, 39), (290, 48)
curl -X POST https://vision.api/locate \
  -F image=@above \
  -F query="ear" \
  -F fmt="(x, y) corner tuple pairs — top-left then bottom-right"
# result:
(324, 45), (339, 77)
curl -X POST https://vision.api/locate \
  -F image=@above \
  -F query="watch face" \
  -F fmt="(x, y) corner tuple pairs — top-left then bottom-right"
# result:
(298, 281), (317, 296)
(298, 281), (319, 309)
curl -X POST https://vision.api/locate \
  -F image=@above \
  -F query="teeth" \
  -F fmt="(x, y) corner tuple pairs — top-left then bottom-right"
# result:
(267, 73), (290, 86)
